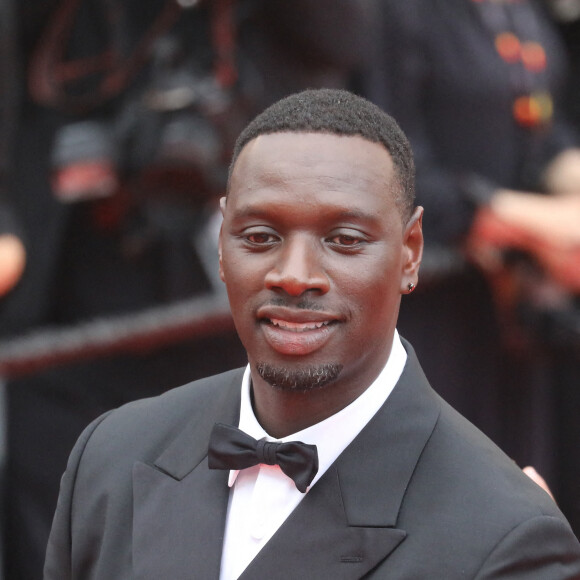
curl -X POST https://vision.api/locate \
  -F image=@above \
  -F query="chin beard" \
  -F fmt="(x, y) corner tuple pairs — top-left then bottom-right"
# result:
(256, 362), (343, 392)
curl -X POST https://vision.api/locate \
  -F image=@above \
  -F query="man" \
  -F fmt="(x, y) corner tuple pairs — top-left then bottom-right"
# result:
(44, 89), (580, 579)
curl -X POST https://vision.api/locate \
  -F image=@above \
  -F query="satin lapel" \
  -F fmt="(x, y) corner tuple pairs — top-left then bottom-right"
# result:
(337, 343), (441, 528)
(240, 344), (441, 579)
(132, 369), (244, 580)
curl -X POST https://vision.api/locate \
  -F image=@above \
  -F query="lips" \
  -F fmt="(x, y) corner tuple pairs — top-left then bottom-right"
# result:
(257, 307), (340, 356)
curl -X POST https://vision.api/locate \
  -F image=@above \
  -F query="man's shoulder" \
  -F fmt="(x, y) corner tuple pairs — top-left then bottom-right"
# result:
(422, 396), (564, 522)
(405, 398), (580, 575)
(399, 346), (559, 521)
(76, 367), (245, 468)
(119, 366), (245, 417)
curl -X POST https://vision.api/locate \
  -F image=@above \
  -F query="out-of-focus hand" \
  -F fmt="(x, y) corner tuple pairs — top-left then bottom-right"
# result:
(523, 466), (555, 501)
(467, 191), (580, 292)
(542, 148), (580, 196)
(489, 189), (580, 250)
(0, 234), (26, 297)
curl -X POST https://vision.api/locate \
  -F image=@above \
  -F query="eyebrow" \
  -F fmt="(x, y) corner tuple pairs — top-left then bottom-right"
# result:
(228, 203), (382, 225)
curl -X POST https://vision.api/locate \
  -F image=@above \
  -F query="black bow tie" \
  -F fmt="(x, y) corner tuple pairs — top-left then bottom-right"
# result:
(207, 423), (319, 493)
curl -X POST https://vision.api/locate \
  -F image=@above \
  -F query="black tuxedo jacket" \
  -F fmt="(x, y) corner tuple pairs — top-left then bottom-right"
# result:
(44, 343), (580, 579)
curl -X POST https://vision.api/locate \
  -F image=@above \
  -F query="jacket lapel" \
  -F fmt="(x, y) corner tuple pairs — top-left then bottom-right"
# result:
(238, 466), (407, 580)
(132, 369), (244, 580)
(240, 344), (441, 579)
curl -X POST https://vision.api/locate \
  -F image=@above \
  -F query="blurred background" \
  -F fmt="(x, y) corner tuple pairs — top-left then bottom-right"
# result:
(0, 0), (579, 577)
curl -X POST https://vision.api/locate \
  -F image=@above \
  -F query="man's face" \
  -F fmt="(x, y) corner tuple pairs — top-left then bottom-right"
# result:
(219, 132), (422, 401)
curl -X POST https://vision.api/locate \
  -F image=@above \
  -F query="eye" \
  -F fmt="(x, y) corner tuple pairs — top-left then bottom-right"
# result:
(327, 231), (367, 248)
(331, 234), (361, 246)
(243, 229), (280, 246)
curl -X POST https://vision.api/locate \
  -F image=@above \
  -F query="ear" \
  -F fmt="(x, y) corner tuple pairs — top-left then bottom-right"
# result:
(400, 206), (424, 294)
(218, 197), (227, 283)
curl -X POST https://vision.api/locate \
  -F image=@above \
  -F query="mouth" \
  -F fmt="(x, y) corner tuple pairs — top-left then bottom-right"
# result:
(257, 307), (340, 356)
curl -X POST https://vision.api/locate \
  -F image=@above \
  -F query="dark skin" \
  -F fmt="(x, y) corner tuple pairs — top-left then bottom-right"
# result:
(219, 132), (423, 438)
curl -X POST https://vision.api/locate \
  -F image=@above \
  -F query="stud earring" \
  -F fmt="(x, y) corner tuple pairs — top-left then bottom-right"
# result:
(407, 282), (416, 293)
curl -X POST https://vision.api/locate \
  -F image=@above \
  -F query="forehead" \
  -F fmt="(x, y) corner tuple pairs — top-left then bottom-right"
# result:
(227, 132), (397, 212)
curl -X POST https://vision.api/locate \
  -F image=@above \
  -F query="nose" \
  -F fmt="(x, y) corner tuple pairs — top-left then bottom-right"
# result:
(264, 235), (330, 296)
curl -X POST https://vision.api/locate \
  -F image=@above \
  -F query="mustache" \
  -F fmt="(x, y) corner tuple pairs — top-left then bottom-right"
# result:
(267, 297), (326, 311)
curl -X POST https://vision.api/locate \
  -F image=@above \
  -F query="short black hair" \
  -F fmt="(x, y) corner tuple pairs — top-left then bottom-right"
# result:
(229, 88), (415, 221)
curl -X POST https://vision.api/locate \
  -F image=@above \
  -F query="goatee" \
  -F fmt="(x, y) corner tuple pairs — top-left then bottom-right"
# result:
(256, 362), (343, 392)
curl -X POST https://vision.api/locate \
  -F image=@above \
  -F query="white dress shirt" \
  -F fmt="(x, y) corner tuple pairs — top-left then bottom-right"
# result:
(219, 331), (407, 580)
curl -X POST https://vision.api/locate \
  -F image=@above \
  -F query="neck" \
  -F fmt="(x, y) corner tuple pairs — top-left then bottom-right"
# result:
(250, 382), (358, 438)
(248, 335), (395, 437)
(249, 358), (388, 438)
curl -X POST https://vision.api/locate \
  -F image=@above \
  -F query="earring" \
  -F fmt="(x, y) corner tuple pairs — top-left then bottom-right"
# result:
(407, 282), (416, 293)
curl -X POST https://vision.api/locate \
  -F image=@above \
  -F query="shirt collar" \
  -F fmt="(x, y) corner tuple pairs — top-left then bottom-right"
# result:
(228, 330), (407, 488)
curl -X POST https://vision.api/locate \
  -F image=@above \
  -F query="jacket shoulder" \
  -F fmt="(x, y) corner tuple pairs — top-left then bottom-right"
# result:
(77, 367), (244, 467)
